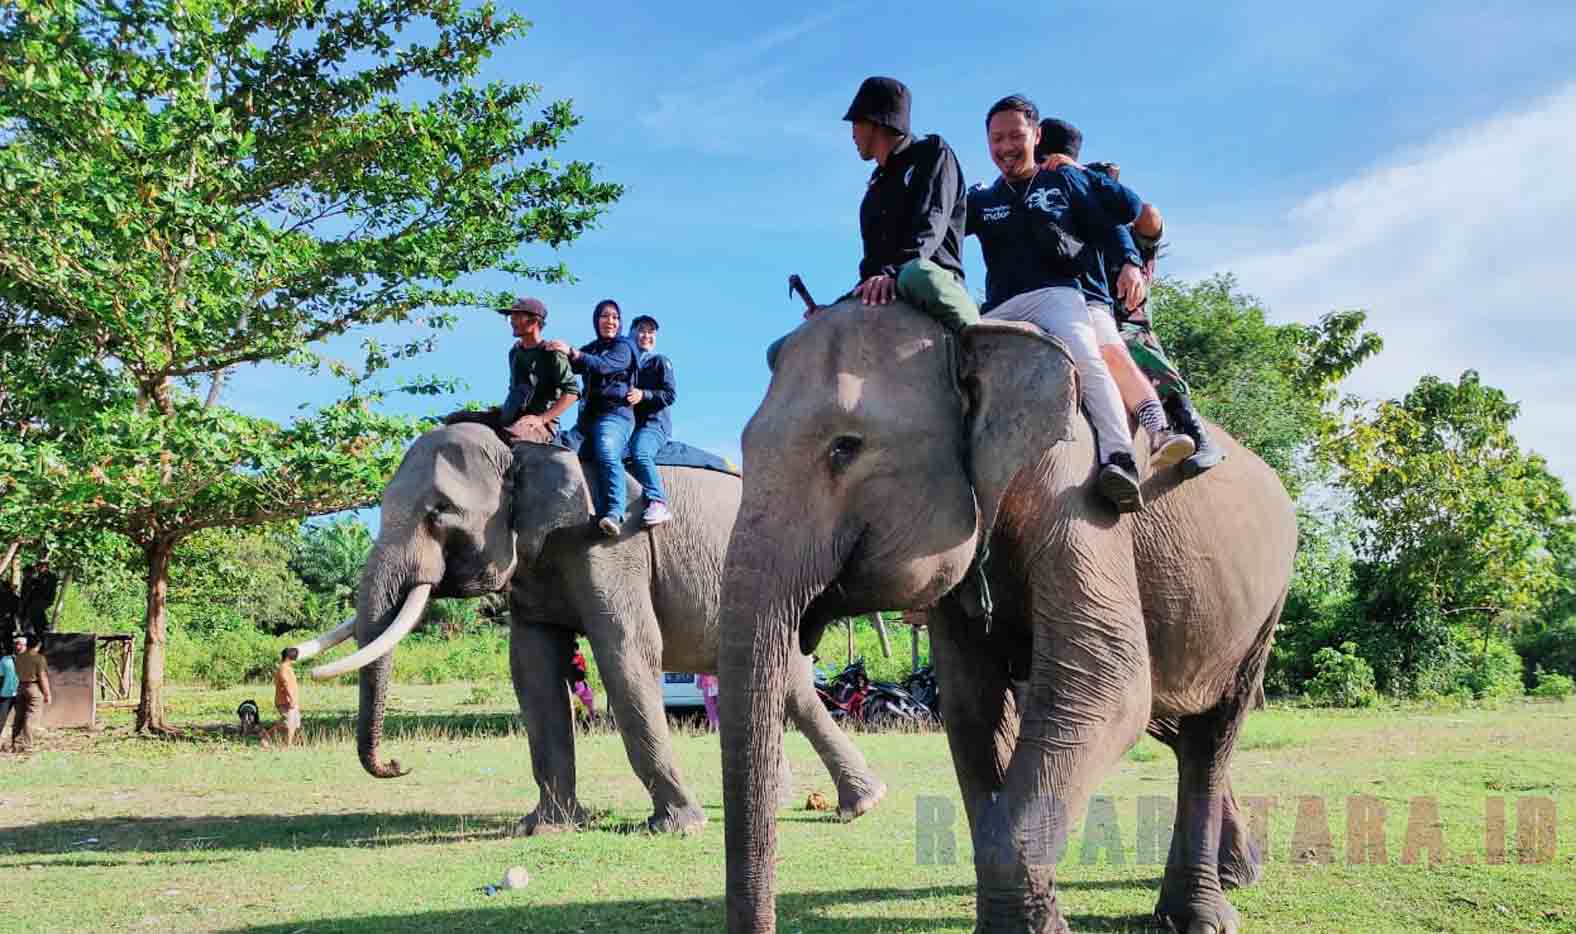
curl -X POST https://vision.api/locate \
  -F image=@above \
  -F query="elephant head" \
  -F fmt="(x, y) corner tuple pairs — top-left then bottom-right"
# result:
(292, 422), (593, 778)
(719, 301), (1078, 932)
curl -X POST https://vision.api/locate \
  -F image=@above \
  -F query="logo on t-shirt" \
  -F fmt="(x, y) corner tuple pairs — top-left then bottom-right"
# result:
(981, 204), (1012, 222)
(1026, 186), (1068, 214)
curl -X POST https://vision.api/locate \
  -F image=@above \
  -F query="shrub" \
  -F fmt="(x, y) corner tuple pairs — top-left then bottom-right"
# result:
(462, 683), (503, 706)
(1530, 667), (1574, 700)
(1454, 632), (1524, 700)
(1516, 617), (1576, 686)
(1304, 642), (1379, 708)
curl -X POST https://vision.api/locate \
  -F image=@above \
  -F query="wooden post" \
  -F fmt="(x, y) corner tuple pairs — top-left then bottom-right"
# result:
(871, 613), (892, 658)
(912, 623), (920, 671)
(847, 619), (855, 664)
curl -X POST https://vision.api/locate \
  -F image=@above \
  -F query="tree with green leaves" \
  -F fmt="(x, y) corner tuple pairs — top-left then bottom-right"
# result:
(291, 515), (373, 619)
(0, 0), (620, 730)
(1328, 371), (1573, 692)
(1147, 274), (1382, 496)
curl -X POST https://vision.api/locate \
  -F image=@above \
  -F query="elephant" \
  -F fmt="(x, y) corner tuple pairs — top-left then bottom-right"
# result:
(291, 421), (887, 834)
(718, 301), (1297, 934)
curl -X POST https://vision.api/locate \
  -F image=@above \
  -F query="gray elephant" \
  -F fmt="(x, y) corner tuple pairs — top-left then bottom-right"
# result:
(291, 422), (886, 833)
(718, 302), (1297, 934)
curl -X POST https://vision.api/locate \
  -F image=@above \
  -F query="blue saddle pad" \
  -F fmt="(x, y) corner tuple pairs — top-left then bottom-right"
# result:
(554, 426), (739, 477)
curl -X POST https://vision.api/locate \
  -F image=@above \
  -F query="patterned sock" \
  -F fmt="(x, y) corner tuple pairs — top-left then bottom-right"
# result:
(1136, 398), (1168, 435)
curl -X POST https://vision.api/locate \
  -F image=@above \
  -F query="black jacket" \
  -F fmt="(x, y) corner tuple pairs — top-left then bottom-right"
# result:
(857, 134), (966, 282)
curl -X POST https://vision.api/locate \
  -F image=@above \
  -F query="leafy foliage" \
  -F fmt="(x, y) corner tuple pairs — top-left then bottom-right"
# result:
(0, 0), (619, 729)
(1149, 274), (1381, 496)
(1326, 371), (1571, 692)
(290, 515), (373, 617)
(1304, 641), (1379, 708)
(1530, 667), (1574, 700)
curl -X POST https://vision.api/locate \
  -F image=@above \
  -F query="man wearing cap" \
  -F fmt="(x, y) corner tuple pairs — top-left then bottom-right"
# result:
(1037, 122), (1225, 476)
(444, 296), (579, 445)
(626, 314), (677, 527)
(7, 634), (50, 753)
(838, 75), (978, 333)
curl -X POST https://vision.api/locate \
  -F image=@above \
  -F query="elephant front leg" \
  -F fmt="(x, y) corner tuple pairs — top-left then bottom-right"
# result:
(584, 605), (707, 835)
(784, 651), (886, 821)
(926, 602), (1019, 831)
(974, 603), (1151, 934)
(510, 619), (588, 835)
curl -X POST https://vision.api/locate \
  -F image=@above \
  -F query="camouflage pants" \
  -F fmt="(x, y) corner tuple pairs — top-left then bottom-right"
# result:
(1120, 319), (1188, 401)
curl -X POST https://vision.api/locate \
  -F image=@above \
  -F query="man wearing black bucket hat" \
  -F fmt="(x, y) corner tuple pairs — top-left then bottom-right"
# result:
(443, 295), (579, 445)
(837, 76), (978, 333)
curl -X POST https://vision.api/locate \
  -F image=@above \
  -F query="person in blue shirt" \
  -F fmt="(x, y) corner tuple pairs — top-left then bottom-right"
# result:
(0, 639), (18, 746)
(1035, 119), (1222, 477)
(545, 300), (640, 537)
(965, 95), (1147, 511)
(627, 314), (678, 527)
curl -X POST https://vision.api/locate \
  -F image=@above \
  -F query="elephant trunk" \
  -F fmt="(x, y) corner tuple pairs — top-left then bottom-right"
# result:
(719, 511), (846, 934)
(358, 650), (404, 778)
(345, 546), (431, 779)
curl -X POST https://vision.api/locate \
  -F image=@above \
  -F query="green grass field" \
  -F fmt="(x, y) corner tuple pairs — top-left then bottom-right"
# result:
(2, 685), (1572, 933)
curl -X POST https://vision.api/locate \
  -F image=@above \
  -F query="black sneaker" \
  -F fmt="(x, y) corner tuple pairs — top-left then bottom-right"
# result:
(1098, 453), (1144, 513)
(1165, 394), (1226, 478)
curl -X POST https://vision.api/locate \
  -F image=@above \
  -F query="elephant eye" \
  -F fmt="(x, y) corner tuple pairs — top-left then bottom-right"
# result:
(828, 435), (863, 471)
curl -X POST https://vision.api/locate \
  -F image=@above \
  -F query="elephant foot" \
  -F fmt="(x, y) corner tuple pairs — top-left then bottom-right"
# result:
(1217, 848), (1262, 891)
(1153, 892), (1241, 934)
(517, 802), (589, 836)
(646, 802), (707, 835)
(975, 891), (1071, 934)
(837, 780), (888, 822)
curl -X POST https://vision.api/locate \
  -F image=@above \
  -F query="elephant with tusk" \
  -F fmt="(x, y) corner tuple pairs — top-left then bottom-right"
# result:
(718, 301), (1296, 934)
(294, 421), (886, 833)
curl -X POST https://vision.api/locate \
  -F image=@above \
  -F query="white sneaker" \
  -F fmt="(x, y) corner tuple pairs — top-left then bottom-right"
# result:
(597, 516), (620, 537)
(642, 501), (674, 527)
(1149, 430), (1196, 471)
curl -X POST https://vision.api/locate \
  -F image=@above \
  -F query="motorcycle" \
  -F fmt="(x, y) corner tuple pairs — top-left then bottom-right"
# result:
(901, 665), (942, 724)
(815, 658), (934, 729)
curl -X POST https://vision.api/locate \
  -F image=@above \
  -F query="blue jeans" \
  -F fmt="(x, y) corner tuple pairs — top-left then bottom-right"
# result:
(583, 415), (634, 520)
(629, 424), (669, 505)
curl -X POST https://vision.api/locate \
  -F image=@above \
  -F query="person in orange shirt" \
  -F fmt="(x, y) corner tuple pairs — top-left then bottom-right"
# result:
(262, 647), (302, 747)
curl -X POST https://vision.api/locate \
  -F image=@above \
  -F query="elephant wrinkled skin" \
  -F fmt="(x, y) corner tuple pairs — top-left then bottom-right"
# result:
(718, 300), (1296, 934)
(296, 422), (886, 834)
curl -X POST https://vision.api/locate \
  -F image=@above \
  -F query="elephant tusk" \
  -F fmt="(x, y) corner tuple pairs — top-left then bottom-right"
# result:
(292, 617), (356, 661)
(310, 584), (433, 680)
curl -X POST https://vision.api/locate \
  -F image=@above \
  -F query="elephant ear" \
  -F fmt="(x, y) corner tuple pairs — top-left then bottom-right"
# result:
(510, 444), (593, 568)
(959, 320), (1080, 538)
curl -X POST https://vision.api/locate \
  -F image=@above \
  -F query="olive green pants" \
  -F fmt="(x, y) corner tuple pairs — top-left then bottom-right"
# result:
(894, 259), (980, 333)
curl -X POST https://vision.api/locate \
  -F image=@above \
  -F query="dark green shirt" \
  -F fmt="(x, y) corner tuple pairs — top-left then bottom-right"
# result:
(501, 343), (578, 427)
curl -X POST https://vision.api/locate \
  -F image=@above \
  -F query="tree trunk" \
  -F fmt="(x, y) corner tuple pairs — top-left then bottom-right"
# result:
(135, 537), (175, 733)
(49, 573), (71, 629)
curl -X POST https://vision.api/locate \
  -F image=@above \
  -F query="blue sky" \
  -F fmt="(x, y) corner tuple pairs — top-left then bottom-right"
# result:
(226, 1), (1576, 488)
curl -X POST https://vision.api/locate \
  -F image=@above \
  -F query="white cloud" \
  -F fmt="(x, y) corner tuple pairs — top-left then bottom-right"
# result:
(1183, 81), (1576, 487)
(638, 9), (848, 156)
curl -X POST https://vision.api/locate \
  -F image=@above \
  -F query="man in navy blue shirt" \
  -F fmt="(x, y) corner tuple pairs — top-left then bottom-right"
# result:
(965, 95), (1145, 511)
(545, 300), (639, 537)
(1037, 122), (1225, 477)
(627, 314), (677, 527)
